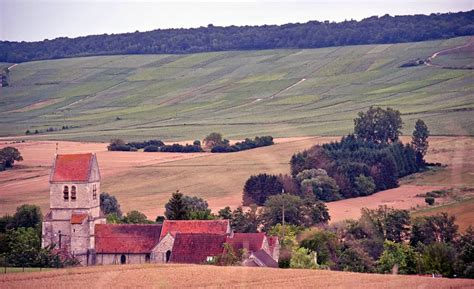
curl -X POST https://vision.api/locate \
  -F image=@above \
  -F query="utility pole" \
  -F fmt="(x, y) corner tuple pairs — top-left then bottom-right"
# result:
(281, 188), (285, 244)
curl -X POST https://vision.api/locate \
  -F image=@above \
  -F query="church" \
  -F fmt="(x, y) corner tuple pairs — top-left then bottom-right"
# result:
(42, 153), (279, 267)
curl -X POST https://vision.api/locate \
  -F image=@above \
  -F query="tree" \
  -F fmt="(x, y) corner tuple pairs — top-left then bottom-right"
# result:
(100, 192), (122, 217)
(410, 213), (458, 246)
(290, 247), (318, 269)
(0, 147), (23, 168)
(300, 230), (341, 268)
(261, 194), (329, 230)
(10, 204), (42, 231)
(230, 206), (260, 233)
(300, 173), (341, 202)
(218, 206), (232, 220)
(5, 227), (41, 267)
(165, 193), (214, 220)
(261, 194), (303, 229)
(106, 212), (122, 224)
(122, 210), (150, 224)
(360, 206), (410, 242)
(376, 240), (419, 274)
(412, 119), (429, 164)
(338, 245), (375, 273)
(455, 226), (474, 278)
(422, 242), (457, 277)
(164, 191), (188, 220)
(203, 132), (228, 149)
(354, 106), (403, 144)
(243, 174), (283, 206)
(268, 224), (302, 251)
(353, 175), (376, 196)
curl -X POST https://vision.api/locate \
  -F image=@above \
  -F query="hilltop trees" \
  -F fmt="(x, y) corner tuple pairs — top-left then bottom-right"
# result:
(2, 11), (473, 63)
(287, 107), (427, 202)
(354, 106), (403, 144)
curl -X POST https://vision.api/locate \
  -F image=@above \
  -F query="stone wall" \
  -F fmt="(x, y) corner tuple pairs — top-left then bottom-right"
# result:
(151, 233), (175, 263)
(95, 253), (150, 265)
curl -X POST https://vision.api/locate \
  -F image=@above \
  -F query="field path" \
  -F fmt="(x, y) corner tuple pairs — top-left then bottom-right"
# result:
(326, 185), (448, 223)
(426, 36), (474, 68)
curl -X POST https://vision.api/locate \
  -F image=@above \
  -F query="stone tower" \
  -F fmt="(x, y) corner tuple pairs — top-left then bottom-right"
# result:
(42, 153), (106, 265)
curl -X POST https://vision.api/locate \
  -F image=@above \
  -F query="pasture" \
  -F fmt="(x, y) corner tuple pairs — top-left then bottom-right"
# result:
(0, 37), (473, 141)
(1, 264), (473, 289)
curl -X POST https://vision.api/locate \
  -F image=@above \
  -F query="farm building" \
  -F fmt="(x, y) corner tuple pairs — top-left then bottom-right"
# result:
(41, 153), (279, 267)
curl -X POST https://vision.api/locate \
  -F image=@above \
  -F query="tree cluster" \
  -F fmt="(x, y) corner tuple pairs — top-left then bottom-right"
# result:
(289, 107), (428, 201)
(288, 206), (472, 277)
(211, 136), (274, 153)
(0, 204), (78, 268)
(1, 11), (473, 62)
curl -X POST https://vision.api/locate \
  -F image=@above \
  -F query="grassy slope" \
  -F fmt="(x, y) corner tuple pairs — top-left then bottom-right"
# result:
(0, 37), (473, 141)
(1, 264), (473, 289)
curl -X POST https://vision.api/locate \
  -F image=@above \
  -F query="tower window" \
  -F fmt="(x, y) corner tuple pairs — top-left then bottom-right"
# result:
(92, 184), (97, 200)
(63, 186), (69, 200)
(71, 186), (77, 200)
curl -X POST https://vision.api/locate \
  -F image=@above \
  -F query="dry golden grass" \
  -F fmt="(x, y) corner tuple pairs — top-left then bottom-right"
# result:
(1, 264), (473, 289)
(0, 136), (472, 229)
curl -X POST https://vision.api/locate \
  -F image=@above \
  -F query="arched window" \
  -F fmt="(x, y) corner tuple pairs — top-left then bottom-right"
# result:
(92, 184), (97, 200)
(120, 254), (127, 264)
(165, 250), (171, 263)
(63, 186), (69, 200)
(71, 186), (77, 200)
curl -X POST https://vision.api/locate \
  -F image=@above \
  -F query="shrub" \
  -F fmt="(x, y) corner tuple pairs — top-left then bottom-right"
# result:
(425, 197), (435, 206)
(107, 139), (134, 151)
(144, 145), (159, 152)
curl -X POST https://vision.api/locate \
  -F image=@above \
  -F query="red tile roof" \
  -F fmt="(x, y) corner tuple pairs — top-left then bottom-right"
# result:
(160, 220), (230, 240)
(51, 153), (94, 182)
(95, 224), (162, 254)
(71, 213), (88, 224)
(226, 233), (266, 253)
(170, 233), (227, 264)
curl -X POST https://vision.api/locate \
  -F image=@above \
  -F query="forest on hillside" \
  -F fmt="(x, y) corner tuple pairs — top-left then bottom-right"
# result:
(0, 10), (473, 63)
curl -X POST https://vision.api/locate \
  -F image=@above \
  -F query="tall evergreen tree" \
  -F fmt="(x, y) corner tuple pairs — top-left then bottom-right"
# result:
(164, 191), (188, 220)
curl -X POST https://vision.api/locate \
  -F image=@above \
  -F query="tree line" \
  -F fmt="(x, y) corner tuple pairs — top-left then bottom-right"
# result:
(1, 11), (473, 63)
(107, 133), (273, 153)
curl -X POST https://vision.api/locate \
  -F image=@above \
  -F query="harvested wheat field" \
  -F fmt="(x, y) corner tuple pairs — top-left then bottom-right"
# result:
(1, 264), (473, 289)
(1, 136), (473, 227)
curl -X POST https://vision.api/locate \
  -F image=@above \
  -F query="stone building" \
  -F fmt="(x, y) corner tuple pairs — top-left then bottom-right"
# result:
(42, 152), (279, 267)
(42, 153), (106, 265)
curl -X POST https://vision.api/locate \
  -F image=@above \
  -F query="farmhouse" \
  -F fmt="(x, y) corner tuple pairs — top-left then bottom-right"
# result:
(42, 153), (279, 267)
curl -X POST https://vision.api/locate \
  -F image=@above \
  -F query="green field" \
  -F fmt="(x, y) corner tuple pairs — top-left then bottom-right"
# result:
(0, 37), (473, 141)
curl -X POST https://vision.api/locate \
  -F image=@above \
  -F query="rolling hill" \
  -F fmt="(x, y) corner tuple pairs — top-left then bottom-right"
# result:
(0, 36), (473, 141)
